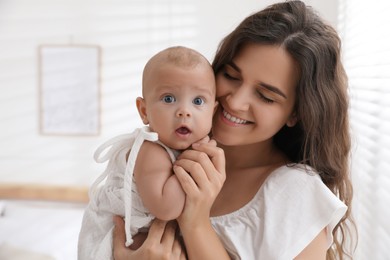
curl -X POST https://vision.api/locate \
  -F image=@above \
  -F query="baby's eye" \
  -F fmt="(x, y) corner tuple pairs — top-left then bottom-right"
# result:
(193, 97), (205, 106)
(162, 95), (176, 103)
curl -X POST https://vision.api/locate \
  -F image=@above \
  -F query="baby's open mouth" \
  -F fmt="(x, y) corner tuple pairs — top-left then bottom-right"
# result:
(176, 127), (191, 135)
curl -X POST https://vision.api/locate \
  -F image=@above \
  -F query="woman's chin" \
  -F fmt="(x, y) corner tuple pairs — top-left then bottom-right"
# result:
(210, 131), (233, 146)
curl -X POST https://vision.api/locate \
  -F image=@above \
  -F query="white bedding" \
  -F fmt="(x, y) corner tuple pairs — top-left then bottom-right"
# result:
(0, 200), (86, 260)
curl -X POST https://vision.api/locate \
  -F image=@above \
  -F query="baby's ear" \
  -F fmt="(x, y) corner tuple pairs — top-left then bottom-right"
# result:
(213, 101), (219, 114)
(136, 97), (149, 125)
(286, 112), (298, 127)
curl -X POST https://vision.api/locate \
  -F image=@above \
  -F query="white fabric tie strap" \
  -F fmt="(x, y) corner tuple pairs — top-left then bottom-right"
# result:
(124, 127), (158, 246)
(88, 133), (138, 208)
(88, 127), (158, 246)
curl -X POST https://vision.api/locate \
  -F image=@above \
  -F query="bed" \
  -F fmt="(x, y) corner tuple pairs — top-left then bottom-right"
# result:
(0, 184), (89, 260)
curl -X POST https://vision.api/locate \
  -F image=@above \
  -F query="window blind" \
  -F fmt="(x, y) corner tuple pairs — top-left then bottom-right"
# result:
(338, 1), (390, 259)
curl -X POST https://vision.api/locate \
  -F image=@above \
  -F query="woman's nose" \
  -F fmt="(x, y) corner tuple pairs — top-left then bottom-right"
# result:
(226, 85), (250, 111)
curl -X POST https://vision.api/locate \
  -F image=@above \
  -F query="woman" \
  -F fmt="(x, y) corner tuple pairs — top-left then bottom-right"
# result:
(113, 1), (356, 259)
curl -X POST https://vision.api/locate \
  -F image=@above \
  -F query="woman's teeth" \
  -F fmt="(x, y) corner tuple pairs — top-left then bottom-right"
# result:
(223, 110), (248, 124)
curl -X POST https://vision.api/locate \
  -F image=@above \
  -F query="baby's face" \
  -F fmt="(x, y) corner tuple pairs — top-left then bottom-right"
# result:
(142, 63), (216, 150)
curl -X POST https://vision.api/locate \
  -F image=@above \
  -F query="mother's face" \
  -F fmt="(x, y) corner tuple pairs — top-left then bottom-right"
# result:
(211, 43), (300, 146)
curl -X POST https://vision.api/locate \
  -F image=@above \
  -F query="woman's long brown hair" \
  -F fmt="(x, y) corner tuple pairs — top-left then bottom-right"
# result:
(212, 1), (357, 259)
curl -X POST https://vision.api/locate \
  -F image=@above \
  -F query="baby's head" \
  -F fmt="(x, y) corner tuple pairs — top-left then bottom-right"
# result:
(136, 46), (216, 150)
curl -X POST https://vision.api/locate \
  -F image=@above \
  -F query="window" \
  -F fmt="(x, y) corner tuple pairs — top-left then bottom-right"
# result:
(338, 1), (390, 258)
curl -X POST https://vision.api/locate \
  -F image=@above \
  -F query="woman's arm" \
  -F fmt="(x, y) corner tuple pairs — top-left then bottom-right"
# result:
(294, 228), (327, 260)
(113, 216), (186, 260)
(174, 139), (230, 260)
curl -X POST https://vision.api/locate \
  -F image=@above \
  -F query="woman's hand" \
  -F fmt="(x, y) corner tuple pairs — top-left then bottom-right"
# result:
(113, 216), (186, 260)
(173, 139), (229, 259)
(173, 138), (226, 227)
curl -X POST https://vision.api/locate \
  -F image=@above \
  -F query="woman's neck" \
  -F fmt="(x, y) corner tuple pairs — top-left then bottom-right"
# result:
(219, 141), (287, 171)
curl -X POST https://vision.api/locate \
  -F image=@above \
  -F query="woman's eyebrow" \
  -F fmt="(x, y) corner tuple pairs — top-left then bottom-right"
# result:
(259, 82), (287, 99)
(227, 62), (241, 72)
(228, 61), (287, 99)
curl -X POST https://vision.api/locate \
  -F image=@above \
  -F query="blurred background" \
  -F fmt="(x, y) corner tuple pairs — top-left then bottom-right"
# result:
(0, 0), (389, 259)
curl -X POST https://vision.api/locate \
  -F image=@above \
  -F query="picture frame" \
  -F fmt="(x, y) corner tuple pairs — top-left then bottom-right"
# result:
(38, 45), (102, 136)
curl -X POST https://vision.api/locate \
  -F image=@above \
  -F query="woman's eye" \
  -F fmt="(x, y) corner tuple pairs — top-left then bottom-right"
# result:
(193, 97), (205, 106)
(223, 72), (239, 80)
(162, 95), (175, 103)
(257, 91), (274, 104)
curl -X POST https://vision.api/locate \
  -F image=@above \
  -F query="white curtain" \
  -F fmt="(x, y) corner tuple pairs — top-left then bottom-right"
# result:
(338, 1), (390, 259)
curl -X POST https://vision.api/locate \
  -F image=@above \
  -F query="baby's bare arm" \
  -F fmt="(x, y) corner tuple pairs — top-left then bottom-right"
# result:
(134, 141), (185, 220)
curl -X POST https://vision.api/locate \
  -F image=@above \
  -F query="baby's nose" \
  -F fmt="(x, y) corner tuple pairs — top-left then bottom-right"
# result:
(176, 105), (191, 117)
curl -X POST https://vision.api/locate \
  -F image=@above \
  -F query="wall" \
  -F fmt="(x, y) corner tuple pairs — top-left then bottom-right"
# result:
(196, 0), (339, 60)
(0, 0), (337, 187)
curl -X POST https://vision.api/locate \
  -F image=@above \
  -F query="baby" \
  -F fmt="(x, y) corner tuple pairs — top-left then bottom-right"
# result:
(78, 46), (216, 260)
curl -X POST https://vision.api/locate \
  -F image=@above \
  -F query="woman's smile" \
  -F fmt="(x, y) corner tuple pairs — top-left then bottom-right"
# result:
(221, 108), (250, 126)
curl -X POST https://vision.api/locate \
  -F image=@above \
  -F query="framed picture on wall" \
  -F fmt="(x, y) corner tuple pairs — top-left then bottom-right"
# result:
(38, 44), (102, 135)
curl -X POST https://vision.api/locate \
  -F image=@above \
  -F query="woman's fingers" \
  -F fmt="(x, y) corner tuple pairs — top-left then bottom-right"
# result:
(197, 135), (210, 144)
(176, 143), (225, 187)
(149, 219), (187, 259)
(160, 220), (177, 248)
(146, 218), (168, 245)
(113, 217), (186, 260)
(174, 139), (226, 202)
(113, 216), (131, 259)
(192, 140), (225, 175)
(172, 238), (187, 260)
(113, 216), (126, 244)
(174, 158), (215, 192)
(173, 165), (200, 194)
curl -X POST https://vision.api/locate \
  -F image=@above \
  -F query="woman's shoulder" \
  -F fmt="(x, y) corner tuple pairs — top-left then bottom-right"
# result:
(212, 164), (324, 221)
(275, 163), (318, 175)
(264, 164), (321, 190)
(261, 164), (347, 258)
(262, 163), (346, 216)
(261, 163), (344, 208)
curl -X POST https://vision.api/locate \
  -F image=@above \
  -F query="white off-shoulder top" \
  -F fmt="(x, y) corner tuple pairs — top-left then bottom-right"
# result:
(210, 165), (347, 260)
